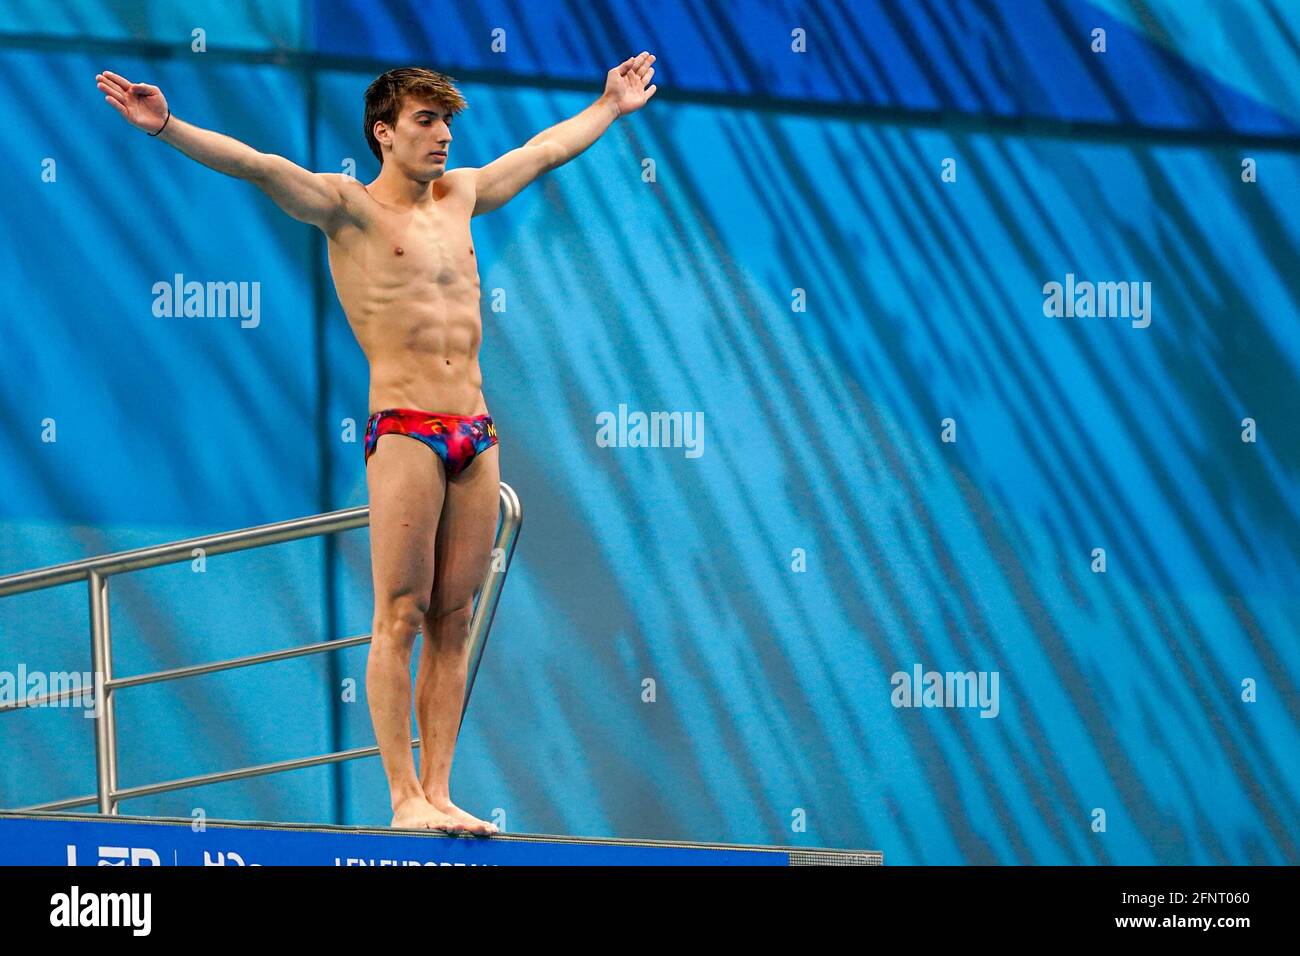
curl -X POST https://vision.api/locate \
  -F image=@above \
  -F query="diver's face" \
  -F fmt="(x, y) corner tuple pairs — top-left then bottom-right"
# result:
(385, 97), (453, 179)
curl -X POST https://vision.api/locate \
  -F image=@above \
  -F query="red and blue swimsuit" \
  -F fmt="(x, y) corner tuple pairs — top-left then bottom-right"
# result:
(363, 407), (498, 479)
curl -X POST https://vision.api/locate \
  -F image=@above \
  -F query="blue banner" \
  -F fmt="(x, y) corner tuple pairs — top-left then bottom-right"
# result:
(0, 815), (790, 866)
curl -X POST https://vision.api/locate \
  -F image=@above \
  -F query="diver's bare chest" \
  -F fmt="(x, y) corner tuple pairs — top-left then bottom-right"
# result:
(360, 212), (477, 286)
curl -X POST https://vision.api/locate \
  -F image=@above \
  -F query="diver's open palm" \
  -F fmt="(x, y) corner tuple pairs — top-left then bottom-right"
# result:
(96, 70), (169, 134)
(605, 52), (657, 116)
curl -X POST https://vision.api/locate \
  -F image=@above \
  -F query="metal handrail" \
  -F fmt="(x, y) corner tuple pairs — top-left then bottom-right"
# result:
(0, 484), (523, 815)
(0, 507), (371, 594)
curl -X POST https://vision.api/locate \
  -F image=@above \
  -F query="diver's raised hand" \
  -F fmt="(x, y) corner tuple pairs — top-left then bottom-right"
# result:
(96, 70), (170, 134)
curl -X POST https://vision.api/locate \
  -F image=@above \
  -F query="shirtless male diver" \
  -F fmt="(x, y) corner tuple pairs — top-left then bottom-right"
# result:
(95, 53), (657, 834)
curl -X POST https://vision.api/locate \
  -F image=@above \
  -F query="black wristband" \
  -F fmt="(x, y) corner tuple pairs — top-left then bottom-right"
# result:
(148, 109), (171, 137)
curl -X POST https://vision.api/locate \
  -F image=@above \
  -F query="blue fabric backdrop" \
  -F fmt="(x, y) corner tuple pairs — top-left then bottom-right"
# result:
(1, 0), (1296, 863)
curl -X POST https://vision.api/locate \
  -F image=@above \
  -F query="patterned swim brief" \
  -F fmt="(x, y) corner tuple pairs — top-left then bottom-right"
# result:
(363, 407), (498, 479)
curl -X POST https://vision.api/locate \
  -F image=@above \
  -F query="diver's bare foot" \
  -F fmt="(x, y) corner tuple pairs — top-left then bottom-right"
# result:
(431, 799), (498, 836)
(391, 796), (461, 832)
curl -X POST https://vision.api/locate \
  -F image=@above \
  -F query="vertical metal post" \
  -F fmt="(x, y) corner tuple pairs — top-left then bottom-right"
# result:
(460, 484), (523, 731)
(87, 570), (119, 814)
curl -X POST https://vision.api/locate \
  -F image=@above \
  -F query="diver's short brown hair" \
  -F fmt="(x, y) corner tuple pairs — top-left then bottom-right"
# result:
(363, 67), (468, 163)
